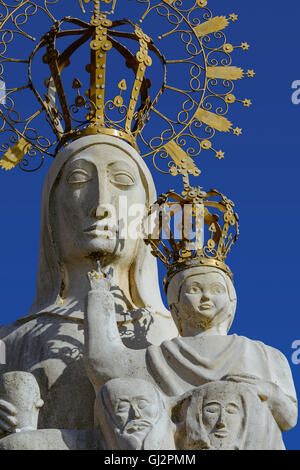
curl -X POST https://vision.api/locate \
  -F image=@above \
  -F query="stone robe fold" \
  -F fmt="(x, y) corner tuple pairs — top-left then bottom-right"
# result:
(147, 334), (297, 407)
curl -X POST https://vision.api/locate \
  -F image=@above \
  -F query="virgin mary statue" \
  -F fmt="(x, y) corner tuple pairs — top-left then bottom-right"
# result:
(0, 134), (177, 431)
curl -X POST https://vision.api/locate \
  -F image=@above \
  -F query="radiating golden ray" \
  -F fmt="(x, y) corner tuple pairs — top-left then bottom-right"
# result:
(207, 66), (244, 80)
(0, 138), (31, 170)
(194, 16), (229, 38)
(163, 141), (198, 172)
(195, 108), (232, 132)
(0, 0), (253, 173)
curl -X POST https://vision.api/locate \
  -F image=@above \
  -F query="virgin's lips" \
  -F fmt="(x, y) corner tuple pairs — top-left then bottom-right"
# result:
(83, 224), (118, 237)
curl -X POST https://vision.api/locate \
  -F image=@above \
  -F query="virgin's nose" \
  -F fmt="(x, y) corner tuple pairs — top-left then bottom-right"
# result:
(91, 204), (110, 220)
(90, 176), (111, 219)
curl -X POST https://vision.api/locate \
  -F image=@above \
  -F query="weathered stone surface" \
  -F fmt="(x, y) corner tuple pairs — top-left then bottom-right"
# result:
(84, 264), (297, 449)
(173, 381), (285, 450)
(95, 378), (175, 450)
(0, 136), (177, 433)
(0, 137), (297, 450)
(0, 372), (43, 437)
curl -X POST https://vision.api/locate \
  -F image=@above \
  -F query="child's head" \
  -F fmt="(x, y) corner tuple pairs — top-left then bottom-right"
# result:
(166, 266), (237, 335)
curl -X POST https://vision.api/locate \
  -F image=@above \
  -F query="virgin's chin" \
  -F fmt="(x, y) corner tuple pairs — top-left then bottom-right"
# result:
(86, 238), (119, 252)
(74, 239), (120, 259)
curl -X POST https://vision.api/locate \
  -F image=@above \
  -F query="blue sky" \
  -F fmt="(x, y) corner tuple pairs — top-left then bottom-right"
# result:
(0, 0), (300, 449)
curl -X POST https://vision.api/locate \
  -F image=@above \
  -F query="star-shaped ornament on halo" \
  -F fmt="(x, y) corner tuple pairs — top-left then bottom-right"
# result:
(241, 42), (250, 50)
(233, 127), (242, 136)
(216, 150), (225, 160)
(247, 70), (255, 78)
(0, 0), (255, 174)
(243, 99), (252, 107)
(229, 13), (238, 21)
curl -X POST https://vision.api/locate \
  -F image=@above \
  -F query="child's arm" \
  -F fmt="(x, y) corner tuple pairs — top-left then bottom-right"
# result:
(84, 263), (147, 391)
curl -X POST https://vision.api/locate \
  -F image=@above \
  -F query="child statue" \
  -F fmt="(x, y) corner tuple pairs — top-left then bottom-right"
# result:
(84, 262), (297, 448)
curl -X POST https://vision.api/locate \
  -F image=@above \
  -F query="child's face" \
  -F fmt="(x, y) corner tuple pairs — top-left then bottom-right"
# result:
(177, 272), (230, 330)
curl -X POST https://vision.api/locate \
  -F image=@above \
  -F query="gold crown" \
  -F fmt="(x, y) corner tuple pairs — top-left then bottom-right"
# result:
(144, 177), (239, 290)
(0, 0), (253, 172)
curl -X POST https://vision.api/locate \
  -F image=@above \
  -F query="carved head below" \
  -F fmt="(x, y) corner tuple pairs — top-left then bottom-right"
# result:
(174, 381), (246, 450)
(95, 378), (174, 450)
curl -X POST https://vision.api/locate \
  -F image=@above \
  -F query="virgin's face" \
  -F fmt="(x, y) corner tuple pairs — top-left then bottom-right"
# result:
(178, 272), (231, 330)
(51, 144), (147, 263)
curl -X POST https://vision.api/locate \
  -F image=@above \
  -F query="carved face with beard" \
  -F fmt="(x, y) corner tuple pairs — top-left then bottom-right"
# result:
(95, 378), (175, 450)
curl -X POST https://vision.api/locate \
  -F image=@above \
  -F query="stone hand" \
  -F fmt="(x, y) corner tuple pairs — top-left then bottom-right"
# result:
(223, 374), (274, 402)
(0, 399), (18, 437)
(87, 260), (113, 292)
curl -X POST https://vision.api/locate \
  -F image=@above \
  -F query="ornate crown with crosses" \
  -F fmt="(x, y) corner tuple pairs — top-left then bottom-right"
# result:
(144, 170), (239, 289)
(0, 0), (253, 173)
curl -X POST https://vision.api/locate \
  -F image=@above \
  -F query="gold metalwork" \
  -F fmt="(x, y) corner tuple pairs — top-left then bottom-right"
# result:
(65, 126), (139, 151)
(193, 16), (229, 37)
(89, 17), (112, 127)
(125, 26), (152, 135)
(0, 138), (32, 170)
(144, 180), (239, 289)
(0, 0), (253, 172)
(194, 108), (232, 133)
(163, 141), (199, 175)
(206, 66), (244, 80)
(80, 0), (117, 15)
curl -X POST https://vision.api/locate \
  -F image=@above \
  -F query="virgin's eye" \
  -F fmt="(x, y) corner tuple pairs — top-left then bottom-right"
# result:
(67, 169), (91, 184)
(110, 172), (135, 186)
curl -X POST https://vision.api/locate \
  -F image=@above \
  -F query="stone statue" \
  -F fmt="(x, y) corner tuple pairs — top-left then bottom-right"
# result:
(173, 381), (285, 450)
(0, 135), (177, 432)
(0, 0), (296, 452)
(84, 263), (297, 447)
(95, 378), (175, 450)
(0, 371), (100, 450)
(0, 372), (44, 437)
(0, 375), (175, 451)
